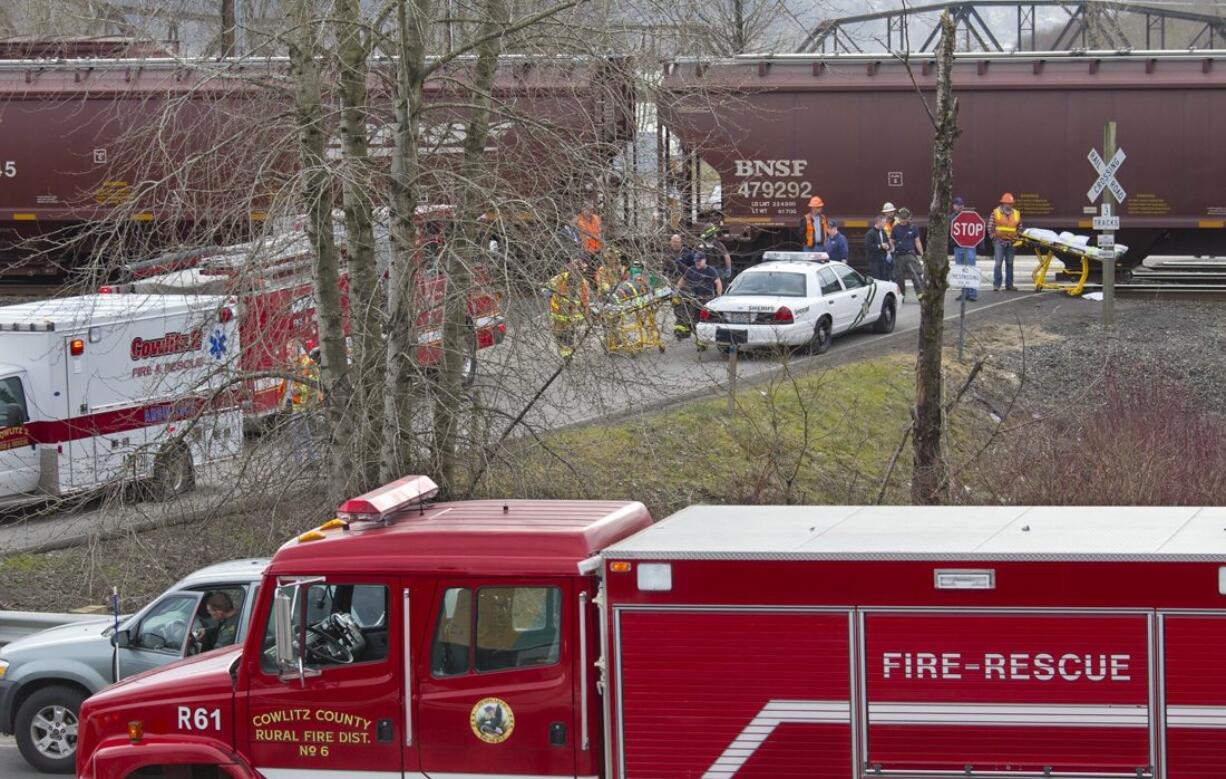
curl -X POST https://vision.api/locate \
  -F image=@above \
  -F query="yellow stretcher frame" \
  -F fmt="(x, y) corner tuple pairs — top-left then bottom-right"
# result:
(594, 286), (671, 357)
(1022, 237), (1092, 297)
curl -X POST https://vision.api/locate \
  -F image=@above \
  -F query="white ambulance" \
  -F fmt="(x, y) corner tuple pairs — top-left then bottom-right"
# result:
(0, 294), (242, 505)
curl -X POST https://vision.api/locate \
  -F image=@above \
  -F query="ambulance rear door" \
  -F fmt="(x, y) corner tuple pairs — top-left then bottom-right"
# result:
(0, 371), (38, 496)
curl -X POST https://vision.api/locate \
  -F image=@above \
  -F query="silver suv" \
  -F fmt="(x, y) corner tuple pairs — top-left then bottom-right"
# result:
(0, 558), (267, 773)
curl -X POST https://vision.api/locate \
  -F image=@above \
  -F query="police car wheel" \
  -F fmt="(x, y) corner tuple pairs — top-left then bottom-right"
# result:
(873, 297), (897, 334)
(808, 317), (833, 355)
(15, 685), (86, 774)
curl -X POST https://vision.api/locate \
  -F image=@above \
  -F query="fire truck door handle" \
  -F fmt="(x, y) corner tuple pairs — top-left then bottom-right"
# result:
(403, 589), (412, 747)
(577, 591), (590, 751)
(377, 719), (394, 743)
(549, 722), (567, 747)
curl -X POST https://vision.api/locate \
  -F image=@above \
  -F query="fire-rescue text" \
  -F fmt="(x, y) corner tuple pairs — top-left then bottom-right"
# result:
(881, 652), (1132, 682)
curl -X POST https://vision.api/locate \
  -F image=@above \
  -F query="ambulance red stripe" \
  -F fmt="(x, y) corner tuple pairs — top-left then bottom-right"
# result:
(23, 393), (240, 444)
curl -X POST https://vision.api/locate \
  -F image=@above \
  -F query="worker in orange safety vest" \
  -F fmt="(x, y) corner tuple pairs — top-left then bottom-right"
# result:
(989, 192), (1023, 291)
(799, 195), (829, 253)
(574, 201), (603, 258)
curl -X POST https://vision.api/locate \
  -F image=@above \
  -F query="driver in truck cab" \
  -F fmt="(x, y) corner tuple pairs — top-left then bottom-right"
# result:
(198, 592), (241, 652)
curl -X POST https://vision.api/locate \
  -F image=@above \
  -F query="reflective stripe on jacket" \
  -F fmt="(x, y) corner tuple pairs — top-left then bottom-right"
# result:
(802, 213), (829, 248)
(547, 270), (590, 322)
(991, 207), (1021, 240)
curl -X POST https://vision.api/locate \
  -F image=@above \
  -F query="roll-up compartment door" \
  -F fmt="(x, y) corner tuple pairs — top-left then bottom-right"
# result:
(862, 611), (1153, 777)
(1162, 614), (1226, 778)
(616, 609), (853, 779)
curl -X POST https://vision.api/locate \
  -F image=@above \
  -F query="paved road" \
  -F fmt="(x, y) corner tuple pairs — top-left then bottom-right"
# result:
(0, 734), (40, 779)
(475, 260), (1044, 432)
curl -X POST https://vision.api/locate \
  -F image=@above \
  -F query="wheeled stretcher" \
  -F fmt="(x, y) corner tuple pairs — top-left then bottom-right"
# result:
(591, 274), (672, 356)
(1019, 228), (1130, 296)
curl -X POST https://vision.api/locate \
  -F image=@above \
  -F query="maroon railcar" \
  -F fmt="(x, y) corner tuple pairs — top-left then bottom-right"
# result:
(0, 56), (632, 275)
(660, 52), (1226, 267)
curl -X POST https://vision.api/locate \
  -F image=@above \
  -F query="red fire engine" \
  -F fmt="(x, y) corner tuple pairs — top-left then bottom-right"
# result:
(109, 209), (505, 424)
(76, 479), (1226, 779)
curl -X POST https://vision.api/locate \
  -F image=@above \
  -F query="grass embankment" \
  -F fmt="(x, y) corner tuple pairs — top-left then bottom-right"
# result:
(0, 487), (330, 612)
(479, 351), (990, 517)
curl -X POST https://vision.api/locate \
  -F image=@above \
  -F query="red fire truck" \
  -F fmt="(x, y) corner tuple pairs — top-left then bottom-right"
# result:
(111, 210), (505, 425)
(74, 478), (1226, 779)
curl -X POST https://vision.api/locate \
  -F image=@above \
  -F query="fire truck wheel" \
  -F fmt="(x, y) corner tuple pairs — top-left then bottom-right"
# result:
(808, 316), (833, 355)
(151, 444), (195, 501)
(873, 296), (897, 333)
(15, 685), (86, 774)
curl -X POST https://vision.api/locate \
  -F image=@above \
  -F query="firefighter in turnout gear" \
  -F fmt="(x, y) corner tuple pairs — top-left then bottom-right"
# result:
(545, 258), (591, 359)
(289, 343), (321, 411)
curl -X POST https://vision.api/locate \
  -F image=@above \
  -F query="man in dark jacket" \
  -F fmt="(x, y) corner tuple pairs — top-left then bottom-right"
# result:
(891, 208), (925, 302)
(824, 220), (849, 263)
(864, 214), (889, 280)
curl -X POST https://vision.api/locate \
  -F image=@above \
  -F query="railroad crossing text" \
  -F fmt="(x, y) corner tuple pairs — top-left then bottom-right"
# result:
(882, 652), (1131, 682)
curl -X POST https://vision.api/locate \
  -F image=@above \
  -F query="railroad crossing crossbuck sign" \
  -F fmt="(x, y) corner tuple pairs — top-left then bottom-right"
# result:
(1087, 148), (1127, 203)
(950, 210), (986, 249)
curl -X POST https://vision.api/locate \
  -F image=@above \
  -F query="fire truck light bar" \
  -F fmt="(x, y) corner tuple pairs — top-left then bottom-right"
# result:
(337, 474), (440, 522)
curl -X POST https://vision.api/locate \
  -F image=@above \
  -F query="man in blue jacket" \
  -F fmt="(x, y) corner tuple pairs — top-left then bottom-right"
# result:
(824, 220), (849, 264)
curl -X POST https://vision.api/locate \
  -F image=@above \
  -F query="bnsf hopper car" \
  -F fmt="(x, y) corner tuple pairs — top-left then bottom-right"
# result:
(0, 56), (633, 276)
(660, 51), (1226, 268)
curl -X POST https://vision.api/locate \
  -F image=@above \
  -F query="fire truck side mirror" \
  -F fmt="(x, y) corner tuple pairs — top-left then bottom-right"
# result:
(273, 588), (297, 673)
(111, 629), (131, 649)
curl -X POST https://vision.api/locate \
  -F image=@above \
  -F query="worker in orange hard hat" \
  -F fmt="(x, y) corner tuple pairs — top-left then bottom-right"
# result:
(989, 192), (1022, 291)
(799, 195), (829, 253)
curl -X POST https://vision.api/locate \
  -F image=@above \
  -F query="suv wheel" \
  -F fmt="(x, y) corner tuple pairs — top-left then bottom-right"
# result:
(16, 685), (87, 774)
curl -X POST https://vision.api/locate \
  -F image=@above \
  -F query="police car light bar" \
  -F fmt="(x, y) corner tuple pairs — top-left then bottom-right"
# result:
(762, 250), (829, 262)
(336, 474), (440, 523)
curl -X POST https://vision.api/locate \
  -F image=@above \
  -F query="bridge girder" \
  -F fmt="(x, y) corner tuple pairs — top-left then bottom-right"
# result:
(799, 1), (1226, 54)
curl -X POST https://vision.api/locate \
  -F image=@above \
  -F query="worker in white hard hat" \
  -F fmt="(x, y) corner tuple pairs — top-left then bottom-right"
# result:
(880, 202), (898, 274)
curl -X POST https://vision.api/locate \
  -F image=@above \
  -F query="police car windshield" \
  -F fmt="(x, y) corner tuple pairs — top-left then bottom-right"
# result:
(726, 271), (807, 297)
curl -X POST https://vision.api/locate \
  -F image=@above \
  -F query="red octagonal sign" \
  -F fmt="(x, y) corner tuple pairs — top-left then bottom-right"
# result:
(951, 210), (987, 249)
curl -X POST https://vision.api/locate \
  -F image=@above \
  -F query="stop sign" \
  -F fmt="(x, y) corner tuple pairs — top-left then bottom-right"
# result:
(950, 210), (986, 249)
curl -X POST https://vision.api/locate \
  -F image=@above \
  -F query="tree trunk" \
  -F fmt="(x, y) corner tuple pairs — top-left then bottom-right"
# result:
(380, 0), (432, 482)
(432, 0), (507, 494)
(220, 0), (237, 56)
(284, 0), (351, 499)
(335, 0), (385, 491)
(911, 10), (960, 505)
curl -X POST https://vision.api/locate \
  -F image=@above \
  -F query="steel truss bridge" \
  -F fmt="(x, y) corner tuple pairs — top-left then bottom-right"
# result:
(800, 1), (1226, 54)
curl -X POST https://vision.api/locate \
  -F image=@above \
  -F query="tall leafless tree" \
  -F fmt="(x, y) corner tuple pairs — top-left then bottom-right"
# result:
(911, 10), (959, 505)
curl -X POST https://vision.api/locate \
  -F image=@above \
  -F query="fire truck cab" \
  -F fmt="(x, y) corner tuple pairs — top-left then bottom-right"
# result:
(76, 475), (652, 779)
(76, 484), (1226, 779)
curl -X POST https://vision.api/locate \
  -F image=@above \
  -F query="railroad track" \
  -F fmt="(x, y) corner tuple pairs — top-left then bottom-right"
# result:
(0, 280), (61, 299)
(1059, 267), (1226, 295)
